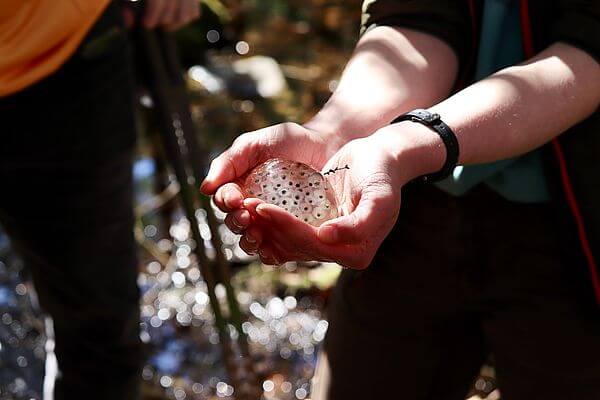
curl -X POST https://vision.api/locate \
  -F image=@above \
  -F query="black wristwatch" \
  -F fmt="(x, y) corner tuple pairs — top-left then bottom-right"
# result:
(391, 109), (459, 183)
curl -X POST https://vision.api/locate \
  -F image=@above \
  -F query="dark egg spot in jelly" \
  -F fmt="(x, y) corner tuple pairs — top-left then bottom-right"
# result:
(243, 158), (339, 226)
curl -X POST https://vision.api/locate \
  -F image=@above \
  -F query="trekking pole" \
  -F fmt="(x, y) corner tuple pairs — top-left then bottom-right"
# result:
(124, 1), (258, 397)
(152, 30), (251, 361)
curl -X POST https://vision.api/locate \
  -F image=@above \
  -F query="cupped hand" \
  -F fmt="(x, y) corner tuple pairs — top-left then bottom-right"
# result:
(236, 131), (411, 269)
(200, 122), (339, 216)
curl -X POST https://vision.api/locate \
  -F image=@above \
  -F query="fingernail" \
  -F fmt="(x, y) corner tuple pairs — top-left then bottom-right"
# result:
(231, 216), (245, 229)
(318, 225), (338, 244)
(255, 204), (271, 221)
(224, 192), (243, 209)
(243, 198), (257, 209)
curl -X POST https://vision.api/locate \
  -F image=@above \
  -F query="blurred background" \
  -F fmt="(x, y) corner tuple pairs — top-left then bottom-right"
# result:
(0, 1), (499, 399)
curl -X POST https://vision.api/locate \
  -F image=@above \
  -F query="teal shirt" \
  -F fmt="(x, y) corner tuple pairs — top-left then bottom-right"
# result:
(436, 0), (551, 203)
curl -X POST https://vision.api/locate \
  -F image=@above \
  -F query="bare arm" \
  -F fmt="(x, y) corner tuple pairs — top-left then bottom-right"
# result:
(241, 41), (600, 268)
(379, 42), (600, 181)
(201, 25), (458, 194)
(200, 24), (461, 266)
(304, 25), (459, 152)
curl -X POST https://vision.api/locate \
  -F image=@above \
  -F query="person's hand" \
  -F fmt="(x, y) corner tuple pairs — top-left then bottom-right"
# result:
(123, 0), (201, 30)
(231, 127), (423, 269)
(200, 122), (346, 263)
(200, 122), (342, 237)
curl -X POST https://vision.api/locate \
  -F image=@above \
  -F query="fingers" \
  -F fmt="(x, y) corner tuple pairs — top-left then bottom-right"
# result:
(258, 245), (283, 266)
(239, 226), (262, 255)
(255, 203), (309, 230)
(200, 122), (313, 194)
(224, 209), (251, 234)
(143, 0), (201, 30)
(242, 197), (263, 212)
(160, 0), (179, 27)
(248, 201), (377, 269)
(317, 200), (373, 245)
(224, 189), (391, 269)
(142, 0), (164, 28)
(122, 7), (135, 28)
(318, 193), (397, 246)
(167, 0), (201, 31)
(250, 203), (334, 255)
(201, 133), (263, 194)
(214, 183), (245, 212)
(200, 153), (235, 195)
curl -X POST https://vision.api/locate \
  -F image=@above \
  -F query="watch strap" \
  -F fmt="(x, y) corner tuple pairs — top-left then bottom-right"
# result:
(391, 109), (459, 183)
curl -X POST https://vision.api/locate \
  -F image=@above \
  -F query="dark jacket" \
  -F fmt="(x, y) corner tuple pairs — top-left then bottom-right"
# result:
(361, 0), (600, 304)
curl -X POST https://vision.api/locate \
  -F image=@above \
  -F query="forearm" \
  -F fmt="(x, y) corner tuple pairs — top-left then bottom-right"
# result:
(304, 25), (458, 150)
(380, 42), (600, 181)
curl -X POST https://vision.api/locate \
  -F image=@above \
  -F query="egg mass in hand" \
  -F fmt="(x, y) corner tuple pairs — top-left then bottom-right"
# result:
(242, 158), (339, 226)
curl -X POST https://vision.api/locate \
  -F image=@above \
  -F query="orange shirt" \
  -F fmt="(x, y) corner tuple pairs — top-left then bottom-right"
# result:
(0, 0), (110, 97)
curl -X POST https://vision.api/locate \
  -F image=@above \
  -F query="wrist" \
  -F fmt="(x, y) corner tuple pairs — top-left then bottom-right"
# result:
(303, 100), (393, 156)
(302, 117), (347, 158)
(371, 121), (446, 183)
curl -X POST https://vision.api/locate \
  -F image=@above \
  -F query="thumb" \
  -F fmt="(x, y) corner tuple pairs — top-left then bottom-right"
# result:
(317, 193), (395, 245)
(200, 133), (263, 194)
(316, 198), (373, 245)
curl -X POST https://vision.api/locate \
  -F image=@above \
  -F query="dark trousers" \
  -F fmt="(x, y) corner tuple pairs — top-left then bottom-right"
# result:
(319, 184), (600, 399)
(0, 4), (141, 399)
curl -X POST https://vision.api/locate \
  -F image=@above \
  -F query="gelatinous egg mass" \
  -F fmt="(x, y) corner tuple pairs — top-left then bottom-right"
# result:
(242, 158), (338, 226)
